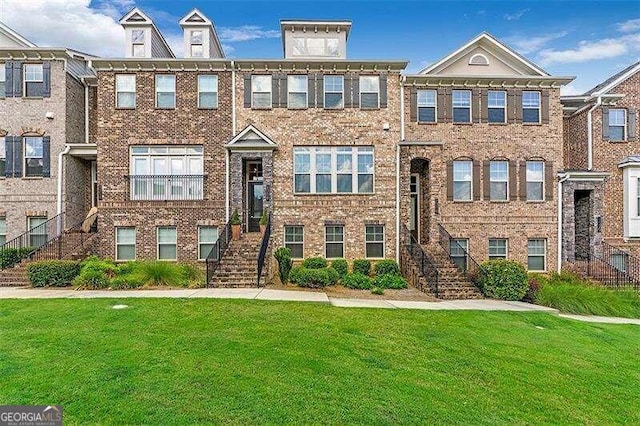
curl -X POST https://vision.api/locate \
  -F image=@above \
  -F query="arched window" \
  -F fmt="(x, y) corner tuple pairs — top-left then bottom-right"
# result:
(469, 53), (489, 66)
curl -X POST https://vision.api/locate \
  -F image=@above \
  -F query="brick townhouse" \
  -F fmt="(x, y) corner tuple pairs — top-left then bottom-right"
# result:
(0, 22), (96, 248)
(561, 62), (639, 270)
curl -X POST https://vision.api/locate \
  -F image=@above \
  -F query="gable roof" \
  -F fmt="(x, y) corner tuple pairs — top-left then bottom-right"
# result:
(226, 124), (277, 150)
(119, 7), (175, 58)
(583, 61), (640, 96)
(0, 21), (36, 48)
(419, 32), (550, 77)
(179, 8), (212, 26)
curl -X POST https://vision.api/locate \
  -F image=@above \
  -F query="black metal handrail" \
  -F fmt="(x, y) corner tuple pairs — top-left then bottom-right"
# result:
(401, 224), (439, 296)
(0, 212), (66, 269)
(205, 220), (232, 288)
(438, 223), (484, 289)
(256, 213), (272, 287)
(583, 242), (640, 290)
(29, 212), (98, 262)
(127, 175), (206, 201)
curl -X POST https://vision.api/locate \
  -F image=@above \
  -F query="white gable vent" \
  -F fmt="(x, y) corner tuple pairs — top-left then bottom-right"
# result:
(469, 53), (489, 66)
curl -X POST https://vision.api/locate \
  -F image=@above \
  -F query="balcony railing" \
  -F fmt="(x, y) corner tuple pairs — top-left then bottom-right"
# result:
(127, 175), (206, 201)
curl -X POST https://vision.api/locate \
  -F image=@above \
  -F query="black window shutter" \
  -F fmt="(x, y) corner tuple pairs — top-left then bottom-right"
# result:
(519, 161), (527, 201)
(42, 136), (51, 177)
(307, 73), (316, 108)
(483, 160), (491, 200)
(352, 74), (360, 108)
(271, 74), (280, 108)
(472, 160), (481, 201)
(5, 62), (13, 97)
(243, 75), (251, 108)
(410, 87), (418, 122)
(628, 108), (636, 141)
(541, 91), (550, 124)
(379, 73), (387, 108)
(509, 160), (518, 201)
(472, 88), (480, 123)
(446, 160), (453, 201)
(507, 89), (516, 124)
(279, 73), (288, 108)
(316, 73), (324, 108)
(13, 61), (23, 98)
(436, 88), (445, 122)
(444, 88), (452, 123)
(515, 90), (523, 123)
(5, 136), (14, 177)
(480, 89), (488, 122)
(602, 107), (610, 140)
(13, 136), (22, 177)
(42, 62), (51, 97)
(344, 74), (353, 108)
(545, 161), (554, 201)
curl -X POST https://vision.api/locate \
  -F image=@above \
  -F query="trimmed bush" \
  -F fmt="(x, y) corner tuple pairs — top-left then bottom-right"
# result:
(302, 257), (328, 269)
(109, 274), (145, 290)
(374, 274), (408, 289)
(352, 259), (371, 276)
(289, 266), (339, 288)
(374, 260), (401, 277)
(479, 259), (529, 300)
(27, 260), (80, 287)
(343, 273), (373, 290)
(274, 247), (293, 284)
(0, 247), (35, 269)
(73, 257), (118, 289)
(331, 258), (348, 278)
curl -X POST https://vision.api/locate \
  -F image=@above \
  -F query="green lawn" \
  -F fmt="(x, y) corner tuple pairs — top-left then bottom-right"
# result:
(0, 299), (638, 424)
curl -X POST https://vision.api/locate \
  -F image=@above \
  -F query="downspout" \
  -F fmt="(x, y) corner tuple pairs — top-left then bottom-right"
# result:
(226, 61), (236, 222)
(81, 77), (89, 144)
(557, 173), (570, 273)
(586, 96), (602, 170)
(56, 145), (71, 215)
(396, 76), (406, 263)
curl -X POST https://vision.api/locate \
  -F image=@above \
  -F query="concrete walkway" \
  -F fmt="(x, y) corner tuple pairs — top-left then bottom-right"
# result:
(0, 287), (638, 324)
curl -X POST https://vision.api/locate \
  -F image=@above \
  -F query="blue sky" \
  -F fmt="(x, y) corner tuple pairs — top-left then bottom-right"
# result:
(2, 0), (639, 94)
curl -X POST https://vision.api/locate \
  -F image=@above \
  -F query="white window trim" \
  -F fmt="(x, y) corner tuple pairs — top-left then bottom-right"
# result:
(489, 160), (509, 201)
(155, 75), (176, 109)
(488, 238), (508, 259)
(190, 30), (204, 58)
(487, 90), (507, 124)
(24, 137), (44, 178)
(325, 225), (344, 259)
(324, 75), (344, 109)
(115, 227), (136, 262)
(609, 108), (627, 141)
(522, 91), (541, 124)
(284, 225), (304, 259)
(453, 160), (473, 201)
(0, 63), (5, 97)
(198, 226), (218, 261)
(452, 89), (472, 123)
(364, 225), (385, 259)
(197, 74), (218, 109)
(157, 226), (177, 261)
(359, 76), (380, 109)
(251, 75), (272, 109)
(0, 217), (6, 246)
(24, 64), (43, 83)
(115, 74), (136, 109)
(417, 89), (437, 123)
(526, 160), (545, 201)
(287, 75), (308, 109)
(527, 239), (547, 272)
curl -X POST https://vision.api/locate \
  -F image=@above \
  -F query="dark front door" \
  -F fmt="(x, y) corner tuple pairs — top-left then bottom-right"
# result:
(246, 161), (263, 232)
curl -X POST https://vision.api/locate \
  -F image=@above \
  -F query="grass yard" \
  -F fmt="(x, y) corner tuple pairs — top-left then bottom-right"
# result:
(0, 299), (639, 424)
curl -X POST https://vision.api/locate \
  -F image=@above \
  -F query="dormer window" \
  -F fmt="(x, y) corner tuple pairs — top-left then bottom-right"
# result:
(190, 30), (204, 58)
(132, 30), (145, 57)
(291, 37), (340, 57)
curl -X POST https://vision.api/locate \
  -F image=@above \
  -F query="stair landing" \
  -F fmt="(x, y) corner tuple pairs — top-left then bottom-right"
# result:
(207, 232), (265, 288)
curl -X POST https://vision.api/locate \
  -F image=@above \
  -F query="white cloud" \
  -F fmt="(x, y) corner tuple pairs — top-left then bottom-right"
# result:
(617, 18), (640, 33)
(218, 26), (280, 42)
(504, 8), (530, 21)
(560, 83), (586, 96)
(506, 31), (569, 54)
(538, 33), (640, 65)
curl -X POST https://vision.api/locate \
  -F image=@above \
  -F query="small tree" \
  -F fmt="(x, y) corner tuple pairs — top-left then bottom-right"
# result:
(259, 210), (269, 226)
(479, 259), (529, 300)
(230, 209), (241, 225)
(274, 247), (293, 284)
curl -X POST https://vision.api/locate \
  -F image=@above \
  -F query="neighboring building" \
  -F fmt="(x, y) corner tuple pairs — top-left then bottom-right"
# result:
(0, 22), (96, 246)
(401, 33), (573, 273)
(561, 62), (639, 264)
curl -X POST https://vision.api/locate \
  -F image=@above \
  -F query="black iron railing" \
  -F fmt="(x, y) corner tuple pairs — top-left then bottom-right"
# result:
(127, 175), (206, 201)
(29, 211), (98, 262)
(438, 223), (484, 289)
(0, 212), (66, 269)
(205, 221), (231, 288)
(583, 242), (640, 290)
(256, 213), (271, 287)
(401, 224), (439, 296)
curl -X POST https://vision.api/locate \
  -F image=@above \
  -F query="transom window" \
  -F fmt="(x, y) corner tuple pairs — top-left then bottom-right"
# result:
(527, 239), (546, 271)
(453, 160), (472, 201)
(487, 91), (506, 123)
(284, 225), (304, 259)
(0, 63), (5, 98)
(251, 75), (272, 108)
(365, 225), (384, 258)
(417, 89), (436, 123)
(155, 75), (176, 109)
(198, 226), (219, 260)
(609, 109), (626, 141)
(325, 225), (344, 258)
(522, 91), (541, 123)
(116, 227), (136, 261)
(450, 239), (468, 271)
(489, 239), (508, 259)
(526, 161), (545, 201)
(489, 160), (508, 201)
(294, 146), (374, 194)
(360, 76), (380, 109)
(324, 75), (344, 109)
(132, 30), (145, 57)
(198, 75), (218, 109)
(0, 217), (5, 246)
(0, 137), (5, 176)
(452, 90), (471, 123)
(157, 227), (177, 261)
(28, 217), (47, 247)
(24, 137), (44, 177)
(116, 74), (136, 108)
(287, 75), (308, 109)
(190, 30), (204, 58)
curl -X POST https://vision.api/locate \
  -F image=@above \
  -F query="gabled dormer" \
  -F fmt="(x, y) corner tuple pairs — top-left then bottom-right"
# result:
(280, 20), (351, 59)
(119, 7), (174, 58)
(179, 9), (224, 59)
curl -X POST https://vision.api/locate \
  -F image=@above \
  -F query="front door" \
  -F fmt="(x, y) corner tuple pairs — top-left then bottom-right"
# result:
(246, 161), (263, 232)
(409, 174), (420, 241)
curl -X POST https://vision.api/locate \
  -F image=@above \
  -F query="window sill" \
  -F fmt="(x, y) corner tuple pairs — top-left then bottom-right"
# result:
(525, 200), (546, 203)
(197, 107), (219, 110)
(23, 97), (44, 100)
(452, 200), (474, 203)
(323, 108), (345, 111)
(251, 107), (272, 110)
(523, 122), (542, 126)
(489, 200), (510, 203)
(154, 108), (176, 110)
(116, 107), (136, 110)
(417, 121), (438, 125)
(287, 107), (308, 110)
(22, 177), (44, 180)
(488, 122), (508, 126)
(608, 139), (628, 143)
(452, 122), (473, 125)
(294, 192), (376, 196)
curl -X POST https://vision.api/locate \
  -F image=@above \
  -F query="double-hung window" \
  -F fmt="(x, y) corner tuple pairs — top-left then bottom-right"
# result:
(0, 217), (5, 246)
(287, 75), (308, 109)
(526, 161), (545, 201)
(0, 137), (5, 176)
(489, 239), (507, 260)
(155, 75), (176, 109)
(198, 226), (219, 260)
(489, 160), (508, 201)
(0, 63), (5, 98)
(450, 239), (468, 271)
(116, 74), (136, 108)
(325, 225), (344, 258)
(157, 227), (177, 261)
(116, 227), (136, 261)
(452, 90), (471, 123)
(284, 226), (304, 259)
(190, 30), (204, 58)
(417, 89), (436, 123)
(609, 109), (626, 141)
(522, 91), (541, 123)
(365, 225), (384, 258)
(24, 137), (44, 177)
(488, 91), (506, 123)
(198, 75), (218, 109)
(453, 160), (472, 201)
(360, 76), (380, 109)
(293, 147), (374, 194)
(251, 75), (272, 108)
(527, 239), (546, 271)
(24, 64), (44, 97)
(28, 217), (47, 248)
(324, 75), (344, 109)
(131, 30), (145, 57)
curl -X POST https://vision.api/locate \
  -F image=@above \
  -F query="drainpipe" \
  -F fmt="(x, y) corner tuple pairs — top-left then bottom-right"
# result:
(56, 145), (71, 215)
(396, 76), (406, 263)
(557, 173), (570, 272)
(226, 60), (236, 222)
(586, 96), (602, 170)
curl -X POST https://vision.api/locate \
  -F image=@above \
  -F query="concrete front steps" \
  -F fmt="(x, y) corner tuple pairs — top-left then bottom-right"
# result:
(422, 244), (484, 300)
(208, 232), (265, 287)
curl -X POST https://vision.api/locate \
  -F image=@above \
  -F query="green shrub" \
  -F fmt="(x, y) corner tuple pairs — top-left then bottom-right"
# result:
(180, 263), (205, 288)
(73, 257), (118, 289)
(0, 247), (35, 269)
(331, 258), (348, 278)
(343, 273), (373, 290)
(289, 266), (339, 288)
(274, 247), (293, 284)
(374, 274), (408, 289)
(374, 259), (401, 277)
(116, 261), (141, 276)
(302, 257), (327, 269)
(109, 274), (145, 289)
(27, 260), (80, 287)
(135, 261), (186, 287)
(230, 209), (241, 225)
(352, 259), (371, 276)
(479, 259), (529, 300)
(371, 287), (384, 295)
